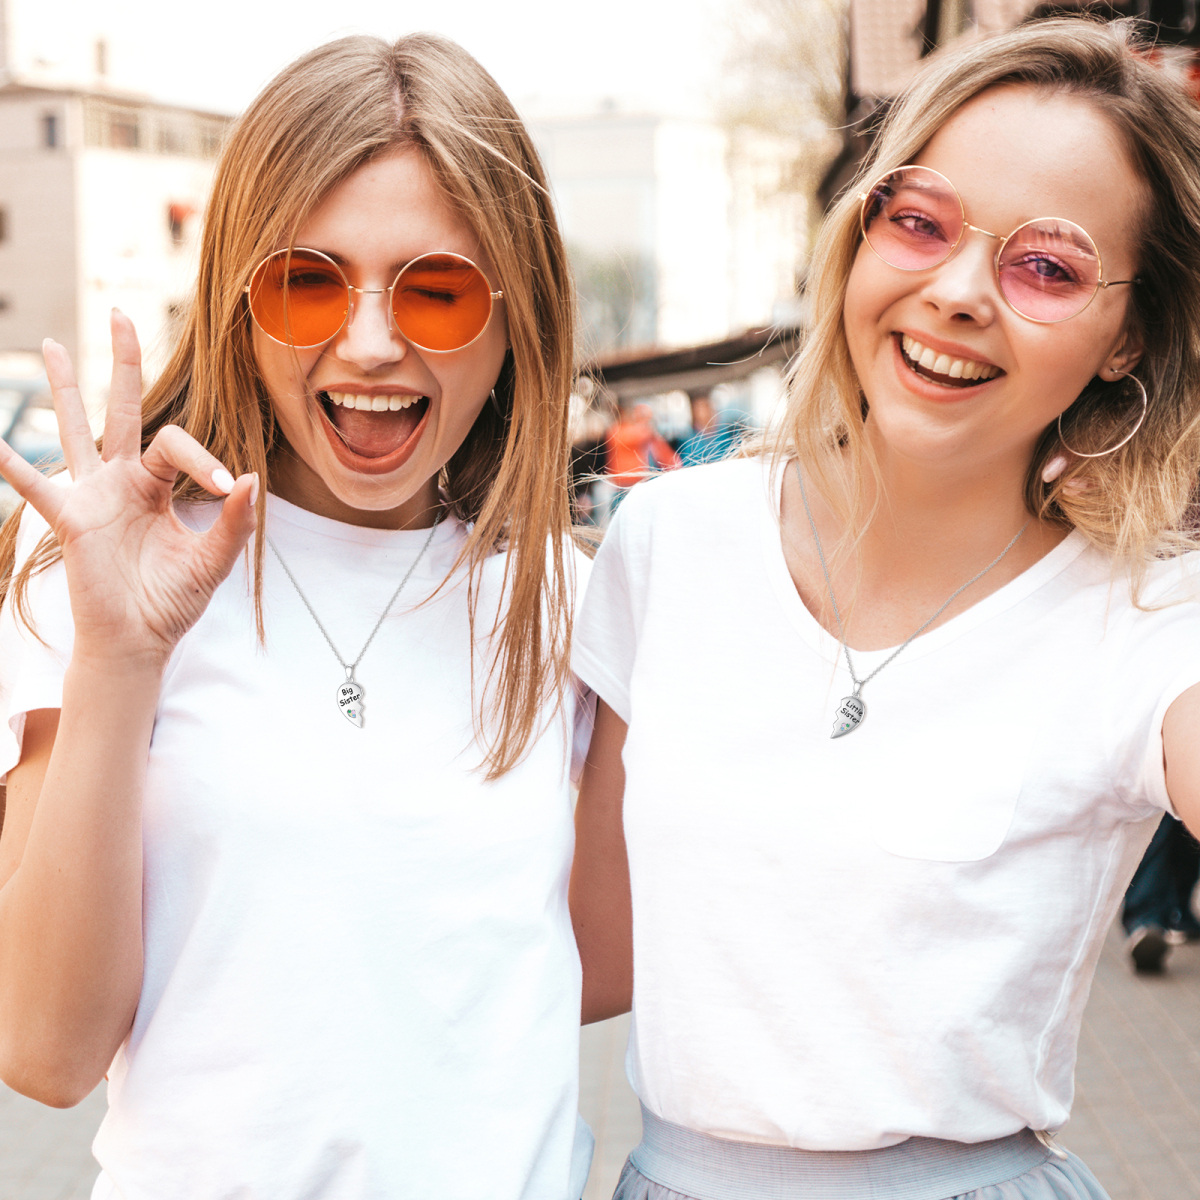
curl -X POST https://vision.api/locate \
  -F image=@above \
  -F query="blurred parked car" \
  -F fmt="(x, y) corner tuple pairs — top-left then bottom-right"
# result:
(0, 376), (61, 520)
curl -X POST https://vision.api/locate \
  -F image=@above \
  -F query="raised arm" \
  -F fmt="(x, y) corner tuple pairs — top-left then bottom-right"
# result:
(570, 699), (633, 1024)
(1163, 682), (1200, 839)
(0, 314), (257, 1106)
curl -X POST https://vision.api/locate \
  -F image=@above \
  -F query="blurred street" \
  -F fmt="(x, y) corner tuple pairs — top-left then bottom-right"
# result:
(0, 923), (1196, 1200)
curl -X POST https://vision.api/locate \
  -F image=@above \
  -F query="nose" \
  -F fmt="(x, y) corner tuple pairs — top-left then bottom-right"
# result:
(331, 286), (408, 370)
(921, 227), (1001, 326)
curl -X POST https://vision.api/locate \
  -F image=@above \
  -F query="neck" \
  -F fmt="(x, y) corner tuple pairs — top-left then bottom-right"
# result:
(858, 440), (1036, 575)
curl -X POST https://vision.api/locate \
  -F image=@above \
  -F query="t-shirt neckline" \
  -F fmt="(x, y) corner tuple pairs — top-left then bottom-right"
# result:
(264, 492), (465, 552)
(759, 457), (1091, 669)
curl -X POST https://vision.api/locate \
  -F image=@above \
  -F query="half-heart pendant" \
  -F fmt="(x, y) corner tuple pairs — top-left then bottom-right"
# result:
(336, 678), (365, 728)
(831, 694), (865, 739)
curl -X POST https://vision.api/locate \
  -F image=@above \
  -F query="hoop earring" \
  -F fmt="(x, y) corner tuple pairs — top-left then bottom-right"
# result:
(489, 388), (503, 416)
(1056, 370), (1148, 460)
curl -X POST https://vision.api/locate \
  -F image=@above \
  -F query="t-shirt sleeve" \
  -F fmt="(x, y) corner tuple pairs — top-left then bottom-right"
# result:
(1109, 557), (1200, 817)
(571, 488), (654, 725)
(0, 506), (75, 784)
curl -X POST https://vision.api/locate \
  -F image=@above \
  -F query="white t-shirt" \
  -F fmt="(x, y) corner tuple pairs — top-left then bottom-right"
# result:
(0, 494), (594, 1200)
(572, 456), (1200, 1152)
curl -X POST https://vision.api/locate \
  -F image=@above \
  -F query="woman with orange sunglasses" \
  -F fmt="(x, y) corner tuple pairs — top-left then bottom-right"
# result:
(572, 17), (1200, 1200)
(0, 34), (592, 1200)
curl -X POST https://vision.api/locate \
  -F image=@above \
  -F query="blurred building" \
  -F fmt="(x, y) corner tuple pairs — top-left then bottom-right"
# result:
(826, 0), (1200, 204)
(0, 80), (228, 407)
(530, 110), (805, 356)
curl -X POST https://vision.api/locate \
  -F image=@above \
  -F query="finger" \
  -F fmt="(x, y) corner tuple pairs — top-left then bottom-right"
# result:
(0, 438), (66, 526)
(42, 339), (100, 479)
(196, 473), (259, 583)
(102, 310), (144, 461)
(140, 424), (239, 496)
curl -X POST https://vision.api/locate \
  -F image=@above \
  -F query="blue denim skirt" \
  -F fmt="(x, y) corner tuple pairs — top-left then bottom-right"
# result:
(612, 1106), (1110, 1200)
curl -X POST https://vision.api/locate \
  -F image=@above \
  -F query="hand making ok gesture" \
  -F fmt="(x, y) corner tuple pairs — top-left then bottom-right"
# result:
(0, 311), (258, 669)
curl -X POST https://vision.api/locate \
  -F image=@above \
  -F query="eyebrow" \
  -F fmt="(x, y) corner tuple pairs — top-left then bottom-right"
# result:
(292, 247), (421, 276)
(1020, 221), (1097, 258)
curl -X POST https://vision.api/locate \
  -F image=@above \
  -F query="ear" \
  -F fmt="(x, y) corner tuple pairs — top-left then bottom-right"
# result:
(1102, 330), (1144, 379)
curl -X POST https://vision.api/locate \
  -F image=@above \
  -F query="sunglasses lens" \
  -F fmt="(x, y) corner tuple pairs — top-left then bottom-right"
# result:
(861, 167), (963, 271)
(392, 254), (493, 351)
(997, 219), (1100, 321)
(248, 250), (348, 346)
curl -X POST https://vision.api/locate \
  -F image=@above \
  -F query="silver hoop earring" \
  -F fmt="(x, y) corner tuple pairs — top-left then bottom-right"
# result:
(1056, 370), (1148, 459)
(489, 388), (504, 416)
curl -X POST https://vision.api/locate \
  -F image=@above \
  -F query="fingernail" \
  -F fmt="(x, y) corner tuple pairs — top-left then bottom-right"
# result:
(212, 467), (235, 494)
(1041, 455), (1068, 484)
(248, 473), (260, 507)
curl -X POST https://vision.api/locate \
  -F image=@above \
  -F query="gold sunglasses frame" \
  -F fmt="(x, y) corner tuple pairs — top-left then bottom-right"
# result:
(243, 246), (504, 351)
(857, 165), (1137, 325)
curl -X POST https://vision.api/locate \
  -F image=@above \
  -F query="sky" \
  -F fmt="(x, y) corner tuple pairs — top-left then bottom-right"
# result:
(7, 0), (732, 120)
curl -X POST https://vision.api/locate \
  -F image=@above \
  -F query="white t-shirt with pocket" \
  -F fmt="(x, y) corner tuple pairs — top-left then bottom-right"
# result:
(572, 456), (1200, 1151)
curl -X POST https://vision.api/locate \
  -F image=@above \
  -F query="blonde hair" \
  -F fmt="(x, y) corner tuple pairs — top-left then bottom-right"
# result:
(772, 17), (1200, 580)
(0, 33), (578, 778)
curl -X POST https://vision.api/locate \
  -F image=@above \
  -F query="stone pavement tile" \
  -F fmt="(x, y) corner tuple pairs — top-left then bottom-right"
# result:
(0, 1082), (104, 1200)
(579, 1014), (640, 1200)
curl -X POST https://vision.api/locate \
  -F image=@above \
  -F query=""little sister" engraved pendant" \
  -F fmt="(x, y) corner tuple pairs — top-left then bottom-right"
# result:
(336, 677), (365, 728)
(831, 693), (865, 738)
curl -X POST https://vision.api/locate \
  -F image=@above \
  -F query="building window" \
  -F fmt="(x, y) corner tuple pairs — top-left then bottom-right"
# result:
(42, 112), (59, 149)
(108, 110), (140, 149)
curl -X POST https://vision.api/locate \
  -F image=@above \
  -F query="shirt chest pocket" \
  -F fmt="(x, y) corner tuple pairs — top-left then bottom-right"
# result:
(836, 688), (1031, 863)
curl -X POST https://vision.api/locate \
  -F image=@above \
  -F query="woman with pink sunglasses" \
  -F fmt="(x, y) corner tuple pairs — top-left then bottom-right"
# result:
(573, 17), (1200, 1200)
(0, 34), (593, 1200)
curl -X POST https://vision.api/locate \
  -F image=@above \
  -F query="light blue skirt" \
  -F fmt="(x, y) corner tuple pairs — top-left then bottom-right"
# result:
(612, 1106), (1110, 1200)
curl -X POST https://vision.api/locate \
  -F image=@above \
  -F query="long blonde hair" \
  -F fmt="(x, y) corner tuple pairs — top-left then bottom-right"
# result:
(0, 33), (578, 778)
(773, 17), (1200, 580)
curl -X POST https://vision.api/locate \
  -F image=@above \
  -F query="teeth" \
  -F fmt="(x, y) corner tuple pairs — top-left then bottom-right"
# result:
(901, 336), (998, 383)
(324, 392), (424, 411)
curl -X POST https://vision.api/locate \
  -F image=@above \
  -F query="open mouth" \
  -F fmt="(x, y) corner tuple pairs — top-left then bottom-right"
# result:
(897, 334), (1003, 389)
(317, 390), (430, 467)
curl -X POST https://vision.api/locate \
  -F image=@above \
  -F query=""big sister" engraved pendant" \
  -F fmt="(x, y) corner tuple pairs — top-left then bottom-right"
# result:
(831, 693), (865, 738)
(336, 678), (365, 728)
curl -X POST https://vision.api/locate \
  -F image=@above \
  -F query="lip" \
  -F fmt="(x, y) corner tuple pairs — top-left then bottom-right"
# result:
(320, 383), (427, 398)
(891, 333), (1003, 402)
(315, 390), (432, 475)
(895, 330), (1000, 370)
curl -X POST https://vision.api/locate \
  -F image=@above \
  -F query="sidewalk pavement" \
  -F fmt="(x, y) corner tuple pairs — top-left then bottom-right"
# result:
(1, 923), (1196, 1200)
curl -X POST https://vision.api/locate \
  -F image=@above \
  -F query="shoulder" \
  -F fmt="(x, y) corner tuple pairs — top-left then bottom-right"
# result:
(613, 456), (771, 532)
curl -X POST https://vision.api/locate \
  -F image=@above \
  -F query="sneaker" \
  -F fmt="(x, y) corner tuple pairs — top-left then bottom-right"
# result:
(1127, 924), (1171, 973)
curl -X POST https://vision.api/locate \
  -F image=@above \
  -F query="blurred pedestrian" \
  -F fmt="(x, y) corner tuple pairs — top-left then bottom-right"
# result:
(1123, 814), (1200, 972)
(677, 391), (743, 466)
(605, 402), (680, 490)
(0, 33), (592, 1200)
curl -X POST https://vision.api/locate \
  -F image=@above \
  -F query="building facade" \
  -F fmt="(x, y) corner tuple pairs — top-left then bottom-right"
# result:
(0, 81), (228, 407)
(530, 110), (805, 356)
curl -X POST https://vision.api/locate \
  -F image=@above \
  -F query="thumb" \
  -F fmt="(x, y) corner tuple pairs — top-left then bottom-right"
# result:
(196, 472), (259, 582)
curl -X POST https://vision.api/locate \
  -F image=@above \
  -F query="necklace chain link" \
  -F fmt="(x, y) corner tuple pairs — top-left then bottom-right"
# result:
(267, 514), (442, 678)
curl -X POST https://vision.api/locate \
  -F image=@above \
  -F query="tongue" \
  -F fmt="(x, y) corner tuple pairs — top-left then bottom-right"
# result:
(327, 400), (425, 458)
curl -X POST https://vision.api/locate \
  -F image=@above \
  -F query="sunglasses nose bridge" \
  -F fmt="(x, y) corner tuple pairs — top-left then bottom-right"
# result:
(342, 280), (409, 353)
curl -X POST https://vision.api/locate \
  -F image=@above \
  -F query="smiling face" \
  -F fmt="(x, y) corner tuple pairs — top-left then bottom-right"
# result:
(843, 84), (1147, 482)
(252, 147), (508, 528)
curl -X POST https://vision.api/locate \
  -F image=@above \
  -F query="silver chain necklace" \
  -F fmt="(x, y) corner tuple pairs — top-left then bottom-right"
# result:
(267, 515), (442, 728)
(795, 463), (1027, 739)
